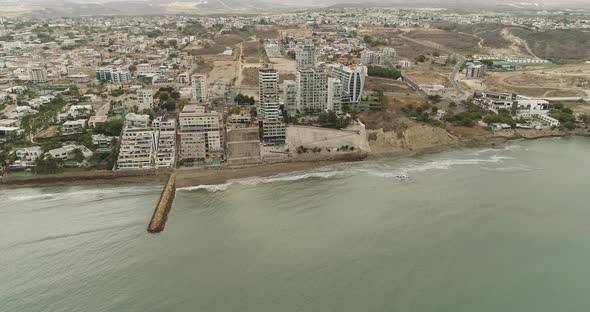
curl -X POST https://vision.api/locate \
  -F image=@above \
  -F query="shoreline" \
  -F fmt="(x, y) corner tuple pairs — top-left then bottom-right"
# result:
(1, 132), (587, 190)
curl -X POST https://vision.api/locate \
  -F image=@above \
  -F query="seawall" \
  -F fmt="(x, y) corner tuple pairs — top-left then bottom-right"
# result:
(147, 173), (177, 234)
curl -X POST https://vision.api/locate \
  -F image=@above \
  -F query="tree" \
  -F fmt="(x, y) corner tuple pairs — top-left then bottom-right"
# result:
(128, 64), (137, 73)
(34, 156), (62, 175)
(72, 149), (85, 163)
(415, 55), (426, 62)
(159, 93), (169, 102)
(170, 91), (181, 99)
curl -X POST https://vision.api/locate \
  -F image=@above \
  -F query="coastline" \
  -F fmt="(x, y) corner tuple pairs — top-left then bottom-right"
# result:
(2, 130), (587, 190)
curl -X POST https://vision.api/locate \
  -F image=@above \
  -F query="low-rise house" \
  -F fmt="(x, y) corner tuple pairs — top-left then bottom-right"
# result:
(92, 134), (116, 148)
(61, 119), (87, 135)
(125, 113), (150, 128)
(15, 146), (43, 166)
(47, 144), (93, 160)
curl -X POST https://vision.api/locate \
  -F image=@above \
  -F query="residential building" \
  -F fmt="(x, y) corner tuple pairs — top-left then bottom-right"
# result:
(152, 114), (177, 168)
(29, 68), (47, 83)
(327, 78), (343, 113)
(61, 119), (87, 135)
(136, 88), (154, 111)
(116, 127), (155, 170)
(328, 64), (367, 108)
(47, 144), (93, 160)
(296, 43), (316, 70)
(178, 105), (223, 161)
(96, 68), (131, 84)
(466, 62), (487, 79)
(191, 74), (208, 103)
(283, 80), (298, 117)
(361, 50), (384, 66)
(15, 146), (43, 164)
(259, 64), (286, 145)
(383, 47), (397, 58)
(297, 66), (327, 114)
(125, 113), (150, 128)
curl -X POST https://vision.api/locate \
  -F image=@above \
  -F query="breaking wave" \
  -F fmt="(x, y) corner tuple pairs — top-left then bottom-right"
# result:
(179, 154), (517, 192)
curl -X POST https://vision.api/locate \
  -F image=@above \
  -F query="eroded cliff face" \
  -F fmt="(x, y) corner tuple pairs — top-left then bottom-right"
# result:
(368, 122), (458, 155)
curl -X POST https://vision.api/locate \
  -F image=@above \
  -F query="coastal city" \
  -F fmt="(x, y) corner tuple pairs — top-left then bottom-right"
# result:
(0, 7), (589, 177)
(4, 1), (590, 311)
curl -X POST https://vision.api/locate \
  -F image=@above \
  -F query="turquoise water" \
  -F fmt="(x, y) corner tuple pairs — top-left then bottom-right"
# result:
(2, 137), (590, 311)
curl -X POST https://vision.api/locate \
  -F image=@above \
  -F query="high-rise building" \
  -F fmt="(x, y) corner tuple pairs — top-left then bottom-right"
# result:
(152, 114), (177, 168)
(116, 118), (155, 170)
(29, 68), (47, 83)
(178, 105), (223, 161)
(283, 80), (298, 117)
(465, 63), (487, 79)
(191, 74), (208, 103)
(296, 43), (316, 71)
(296, 66), (327, 114)
(328, 64), (367, 108)
(327, 78), (343, 114)
(258, 64), (285, 145)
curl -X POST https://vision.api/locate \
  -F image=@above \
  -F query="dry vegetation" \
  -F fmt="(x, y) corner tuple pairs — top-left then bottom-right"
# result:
(406, 29), (482, 55)
(403, 63), (453, 87)
(365, 77), (414, 93)
(511, 29), (590, 63)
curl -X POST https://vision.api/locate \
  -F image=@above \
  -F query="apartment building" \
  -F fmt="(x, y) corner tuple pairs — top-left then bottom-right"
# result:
(283, 80), (298, 117)
(29, 67), (47, 83)
(259, 64), (286, 145)
(465, 62), (487, 79)
(136, 88), (154, 111)
(327, 78), (343, 114)
(297, 66), (328, 114)
(96, 68), (131, 84)
(296, 43), (316, 70)
(152, 114), (177, 168)
(191, 74), (208, 103)
(361, 50), (384, 66)
(328, 64), (367, 108)
(178, 105), (223, 161)
(116, 127), (155, 170)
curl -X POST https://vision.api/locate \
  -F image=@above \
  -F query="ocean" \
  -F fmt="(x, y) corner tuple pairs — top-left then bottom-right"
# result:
(2, 137), (590, 312)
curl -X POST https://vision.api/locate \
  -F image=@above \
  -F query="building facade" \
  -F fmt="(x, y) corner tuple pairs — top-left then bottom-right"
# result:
(191, 74), (208, 103)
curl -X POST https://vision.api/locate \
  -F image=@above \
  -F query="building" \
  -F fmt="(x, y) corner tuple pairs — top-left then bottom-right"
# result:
(178, 105), (223, 161)
(47, 144), (93, 161)
(328, 64), (367, 108)
(327, 78), (343, 114)
(116, 127), (155, 170)
(361, 50), (384, 66)
(125, 113), (150, 128)
(383, 47), (397, 58)
(297, 66), (328, 114)
(191, 74), (208, 103)
(136, 89), (154, 111)
(258, 64), (286, 145)
(15, 146), (43, 165)
(283, 80), (298, 117)
(296, 43), (316, 70)
(29, 68), (47, 83)
(61, 119), (87, 135)
(465, 62), (487, 79)
(96, 68), (131, 84)
(152, 114), (177, 168)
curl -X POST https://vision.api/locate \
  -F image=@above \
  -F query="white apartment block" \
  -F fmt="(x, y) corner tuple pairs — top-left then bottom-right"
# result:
(259, 64), (286, 145)
(296, 43), (316, 70)
(191, 74), (208, 103)
(125, 113), (150, 128)
(152, 116), (177, 168)
(178, 105), (223, 161)
(361, 50), (384, 66)
(327, 78), (343, 114)
(283, 80), (298, 117)
(29, 68), (47, 83)
(15, 146), (43, 164)
(96, 68), (131, 84)
(116, 127), (156, 170)
(383, 47), (397, 58)
(466, 63), (487, 79)
(297, 66), (328, 114)
(328, 64), (367, 107)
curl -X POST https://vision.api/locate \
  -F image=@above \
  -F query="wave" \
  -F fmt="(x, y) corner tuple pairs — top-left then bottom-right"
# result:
(179, 154), (518, 192)
(178, 171), (345, 192)
(5, 186), (161, 202)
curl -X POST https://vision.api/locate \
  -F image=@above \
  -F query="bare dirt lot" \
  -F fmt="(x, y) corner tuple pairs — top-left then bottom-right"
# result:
(365, 77), (414, 93)
(480, 64), (590, 97)
(403, 63), (453, 87)
(406, 29), (482, 55)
